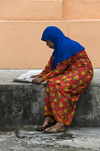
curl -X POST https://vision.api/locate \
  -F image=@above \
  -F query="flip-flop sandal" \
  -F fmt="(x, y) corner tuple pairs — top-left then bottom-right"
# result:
(43, 127), (65, 134)
(36, 124), (54, 131)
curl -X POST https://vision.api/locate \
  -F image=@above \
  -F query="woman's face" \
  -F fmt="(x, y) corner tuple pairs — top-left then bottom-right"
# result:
(45, 40), (54, 49)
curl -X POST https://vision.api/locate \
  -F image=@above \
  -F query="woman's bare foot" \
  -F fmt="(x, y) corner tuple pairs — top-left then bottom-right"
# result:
(42, 115), (56, 128)
(44, 122), (65, 133)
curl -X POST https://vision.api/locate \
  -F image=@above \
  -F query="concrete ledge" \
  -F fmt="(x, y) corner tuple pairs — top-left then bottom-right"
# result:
(0, 69), (100, 131)
(0, 70), (46, 131)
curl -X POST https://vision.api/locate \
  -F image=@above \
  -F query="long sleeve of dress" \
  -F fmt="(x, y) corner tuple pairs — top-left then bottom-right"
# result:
(42, 58), (71, 81)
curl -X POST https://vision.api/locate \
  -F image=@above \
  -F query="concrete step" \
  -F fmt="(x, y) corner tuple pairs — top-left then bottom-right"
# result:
(63, 0), (100, 20)
(0, 69), (99, 131)
(0, 0), (62, 21)
(0, 20), (100, 69)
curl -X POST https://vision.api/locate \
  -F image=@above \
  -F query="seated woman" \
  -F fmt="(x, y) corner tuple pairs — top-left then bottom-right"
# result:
(31, 26), (93, 133)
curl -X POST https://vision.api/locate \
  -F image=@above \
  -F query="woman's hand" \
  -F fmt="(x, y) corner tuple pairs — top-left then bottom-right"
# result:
(30, 74), (39, 78)
(32, 77), (44, 84)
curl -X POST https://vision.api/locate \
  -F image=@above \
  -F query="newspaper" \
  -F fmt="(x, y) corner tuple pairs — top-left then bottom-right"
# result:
(14, 70), (47, 84)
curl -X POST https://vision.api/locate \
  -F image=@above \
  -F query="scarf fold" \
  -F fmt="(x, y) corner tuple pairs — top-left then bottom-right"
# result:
(41, 26), (85, 69)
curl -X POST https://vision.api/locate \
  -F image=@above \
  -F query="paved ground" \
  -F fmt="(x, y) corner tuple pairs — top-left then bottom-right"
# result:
(0, 126), (100, 151)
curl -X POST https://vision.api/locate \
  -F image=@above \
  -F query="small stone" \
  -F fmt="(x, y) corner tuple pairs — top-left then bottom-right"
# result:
(9, 148), (14, 151)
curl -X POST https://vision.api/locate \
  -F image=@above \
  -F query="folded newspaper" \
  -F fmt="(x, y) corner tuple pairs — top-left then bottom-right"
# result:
(14, 70), (47, 84)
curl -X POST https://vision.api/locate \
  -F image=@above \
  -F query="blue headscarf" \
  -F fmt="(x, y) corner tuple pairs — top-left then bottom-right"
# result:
(41, 26), (85, 69)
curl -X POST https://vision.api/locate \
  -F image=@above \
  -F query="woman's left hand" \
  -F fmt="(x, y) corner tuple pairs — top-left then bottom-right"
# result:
(32, 77), (44, 84)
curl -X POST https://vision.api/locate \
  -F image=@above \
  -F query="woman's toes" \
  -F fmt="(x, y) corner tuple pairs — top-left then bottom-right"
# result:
(42, 122), (48, 128)
(42, 115), (56, 128)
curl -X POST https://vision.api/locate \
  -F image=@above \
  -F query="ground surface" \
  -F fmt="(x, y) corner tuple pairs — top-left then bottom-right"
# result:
(0, 126), (100, 151)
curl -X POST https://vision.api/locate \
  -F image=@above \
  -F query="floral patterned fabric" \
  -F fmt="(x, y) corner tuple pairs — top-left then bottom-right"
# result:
(39, 50), (93, 126)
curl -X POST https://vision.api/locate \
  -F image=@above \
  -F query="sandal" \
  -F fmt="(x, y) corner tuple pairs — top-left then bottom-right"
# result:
(43, 127), (65, 134)
(36, 124), (54, 131)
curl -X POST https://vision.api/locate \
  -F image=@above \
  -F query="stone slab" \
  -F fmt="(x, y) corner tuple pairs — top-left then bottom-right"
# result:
(0, 0), (62, 21)
(0, 69), (99, 84)
(0, 69), (99, 130)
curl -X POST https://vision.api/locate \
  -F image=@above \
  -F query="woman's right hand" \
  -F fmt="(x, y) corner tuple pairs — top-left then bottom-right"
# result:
(30, 74), (39, 78)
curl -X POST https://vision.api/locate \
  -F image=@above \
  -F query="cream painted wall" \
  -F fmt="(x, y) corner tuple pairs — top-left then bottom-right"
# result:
(67, 21), (100, 68)
(0, 0), (100, 69)
(0, 21), (67, 69)
(62, 0), (100, 20)
(0, 0), (62, 21)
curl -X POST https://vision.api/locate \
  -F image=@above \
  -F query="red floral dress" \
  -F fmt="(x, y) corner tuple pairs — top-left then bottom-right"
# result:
(39, 50), (93, 126)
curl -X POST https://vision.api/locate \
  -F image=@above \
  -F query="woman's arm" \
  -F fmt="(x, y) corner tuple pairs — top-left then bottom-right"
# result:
(42, 57), (71, 81)
(31, 56), (71, 84)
